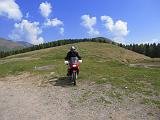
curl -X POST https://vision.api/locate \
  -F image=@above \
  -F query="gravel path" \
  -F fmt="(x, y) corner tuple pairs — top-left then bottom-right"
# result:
(0, 74), (71, 120)
(0, 73), (159, 120)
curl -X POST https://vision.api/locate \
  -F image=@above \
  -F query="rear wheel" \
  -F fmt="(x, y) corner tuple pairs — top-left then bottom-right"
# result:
(72, 71), (77, 85)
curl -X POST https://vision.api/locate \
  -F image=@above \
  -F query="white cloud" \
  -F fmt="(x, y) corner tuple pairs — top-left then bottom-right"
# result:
(44, 18), (63, 27)
(9, 19), (44, 45)
(149, 38), (160, 43)
(81, 15), (100, 36)
(43, 18), (64, 35)
(39, 2), (64, 35)
(39, 1), (52, 18)
(140, 38), (160, 44)
(0, 0), (22, 20)
(59, 27), (64, 35)
(101, 16), (129, 43)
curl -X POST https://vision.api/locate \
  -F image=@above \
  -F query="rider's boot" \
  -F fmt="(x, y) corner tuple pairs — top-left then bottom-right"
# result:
(67, 69), (70, 76)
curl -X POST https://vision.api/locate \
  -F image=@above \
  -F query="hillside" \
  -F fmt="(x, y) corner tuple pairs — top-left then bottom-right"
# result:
(2, 41), (150, 62)
(0, 42), (159, 119)
(0, 37), (115, 58)
(0, 38), (32, 51)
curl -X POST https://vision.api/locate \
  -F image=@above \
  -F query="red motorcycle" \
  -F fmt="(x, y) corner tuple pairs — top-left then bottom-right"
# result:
(65, 57), (82, 85)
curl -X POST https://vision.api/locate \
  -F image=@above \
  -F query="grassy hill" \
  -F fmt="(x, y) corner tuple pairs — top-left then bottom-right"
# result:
(0, 38), (32, 51)
(0, 42), (160, 108)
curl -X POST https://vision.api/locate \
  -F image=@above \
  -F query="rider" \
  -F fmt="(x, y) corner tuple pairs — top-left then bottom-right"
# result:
(65, 46), (81, 76)
(65, 46), (81, 61)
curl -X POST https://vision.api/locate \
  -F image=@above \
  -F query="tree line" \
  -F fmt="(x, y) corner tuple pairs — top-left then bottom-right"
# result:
(0, 38), (113, 58)
(119, 43), (160, 58)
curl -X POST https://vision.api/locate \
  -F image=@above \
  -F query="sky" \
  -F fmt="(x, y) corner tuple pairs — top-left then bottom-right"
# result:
(0, 0), (160, 45)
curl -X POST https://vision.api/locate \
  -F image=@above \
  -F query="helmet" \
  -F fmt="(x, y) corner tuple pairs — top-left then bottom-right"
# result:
(70, 46), (76, 51)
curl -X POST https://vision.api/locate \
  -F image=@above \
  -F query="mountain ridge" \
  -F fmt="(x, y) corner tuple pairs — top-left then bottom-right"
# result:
(0, 38), (32, 51)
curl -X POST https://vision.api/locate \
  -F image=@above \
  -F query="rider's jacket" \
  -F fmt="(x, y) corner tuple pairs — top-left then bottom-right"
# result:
(65, 51), (81, 60)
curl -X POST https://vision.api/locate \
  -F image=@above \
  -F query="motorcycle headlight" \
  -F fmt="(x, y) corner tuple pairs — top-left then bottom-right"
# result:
(72, 65), (77, 67)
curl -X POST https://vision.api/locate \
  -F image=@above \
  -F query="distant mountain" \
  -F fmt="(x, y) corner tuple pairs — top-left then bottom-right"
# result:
(15, 41), (33, 47)
(0, 38), (32, 51)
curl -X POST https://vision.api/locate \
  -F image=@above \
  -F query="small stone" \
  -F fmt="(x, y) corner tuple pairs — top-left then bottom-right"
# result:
(50, 72), (55, 75)
(49, 78), (57, 82)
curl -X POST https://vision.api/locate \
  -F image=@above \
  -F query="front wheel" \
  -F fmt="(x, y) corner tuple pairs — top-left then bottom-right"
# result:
(72, 71), (77, 85)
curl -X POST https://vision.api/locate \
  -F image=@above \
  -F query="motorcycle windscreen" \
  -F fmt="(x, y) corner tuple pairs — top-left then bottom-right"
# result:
(70, 57), (79, 63)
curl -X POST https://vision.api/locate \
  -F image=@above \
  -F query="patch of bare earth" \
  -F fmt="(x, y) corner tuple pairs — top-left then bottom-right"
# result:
(0, 57), (39, 64)
(0, 73), (159, 120)
(130, 62), (160, 68)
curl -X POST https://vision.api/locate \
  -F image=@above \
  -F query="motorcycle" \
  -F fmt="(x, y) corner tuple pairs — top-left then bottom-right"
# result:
(64, 57), (82, 85)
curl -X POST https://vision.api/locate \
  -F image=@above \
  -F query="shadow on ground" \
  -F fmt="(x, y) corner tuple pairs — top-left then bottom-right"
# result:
(49, 77), (74, 87)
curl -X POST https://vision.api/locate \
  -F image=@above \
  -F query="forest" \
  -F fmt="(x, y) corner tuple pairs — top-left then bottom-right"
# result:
(119, 43), (160, 58)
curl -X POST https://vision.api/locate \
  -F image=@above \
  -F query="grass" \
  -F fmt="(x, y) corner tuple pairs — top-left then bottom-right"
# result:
(141, 98), (160, 108)
(0, 42), (159, 102)
(108, 90), (123, 101)
(98, 96), (112, 105)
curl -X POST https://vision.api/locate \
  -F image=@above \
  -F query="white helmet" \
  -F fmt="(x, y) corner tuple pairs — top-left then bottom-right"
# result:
(70, 46), (76, 51)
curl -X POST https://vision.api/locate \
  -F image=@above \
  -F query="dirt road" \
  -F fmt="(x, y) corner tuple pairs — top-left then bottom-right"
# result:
(0, 73), (159, 120)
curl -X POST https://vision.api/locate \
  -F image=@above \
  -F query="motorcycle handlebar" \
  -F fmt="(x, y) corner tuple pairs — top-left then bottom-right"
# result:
(79, 60), (82, 63)
(64, 60), (82, 64)
(64, 61), (69, 64)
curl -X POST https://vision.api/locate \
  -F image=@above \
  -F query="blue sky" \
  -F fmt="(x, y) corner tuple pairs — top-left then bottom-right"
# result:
(0, 0), (160, 44)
